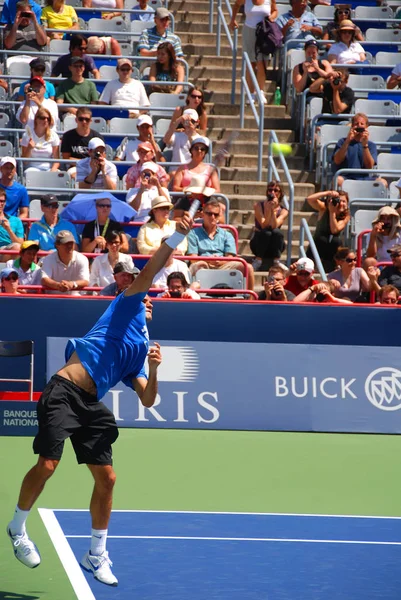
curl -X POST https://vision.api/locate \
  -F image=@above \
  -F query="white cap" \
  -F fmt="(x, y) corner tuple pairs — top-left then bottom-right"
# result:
(183, 108), (199, 121)
(140, 161), (158, 173)
(296, 257), (314, 273)
(88, 137), (106, 150)
(190, 136), (210, 149)
(0, 156), (16, 168)
(137, 114), (153, 127)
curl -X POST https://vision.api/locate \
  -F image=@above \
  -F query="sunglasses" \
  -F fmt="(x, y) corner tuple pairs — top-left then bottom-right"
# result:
(189, 119), (198, 125)
(0, 199), (6, 203)
(4, 275), (18, 281)
(97, 204), (111, 208)
(190, 94), (202, 99)
(297, 270), (310, 276)
(77, 116), (91, 122)
(37, 116), (50, 120)
(192, 145), (207, 152)
(268, 187), (280, 193)
(345, 257), (357, 263)
(159, 16), (169, 21)
(44, 203), (58, 209)
(119, 67), (132, 72)
(390, 252), (401, 259)
(204, 211), (219, 217)
(32, 67), (45, 72)
(338, 9), (350, 14)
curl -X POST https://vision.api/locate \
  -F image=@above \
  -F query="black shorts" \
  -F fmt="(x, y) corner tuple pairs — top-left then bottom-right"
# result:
(33, 374), (119, 465)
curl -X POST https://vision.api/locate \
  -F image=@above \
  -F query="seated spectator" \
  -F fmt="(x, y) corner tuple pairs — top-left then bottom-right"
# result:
(377, 244), (401, 293)
(82, 0), (122, 19)
(149, 42), (185, 95)
(0, 268), (21, 294)
(100, 261), (139, 296)
(163, 109), (202, 175)
(327, 20), (366, 65)
(28, 193), (79, 250)
(41, 0), (79, 39)
(293, 279), (352, 304)
(77, 138), (118, 191)
(81, 197), (129, 253)
(131, 0), (154, 22)
(387, 61), (401, 90)
(152, 240), (191, 288)
(138, 7), (183, 57)
(52, 35), (100, 79)
(16, 76), (59, 131)
(159, 271), (201, 299)
(284, 257), (318, 296)
(89, 230), (135, 287)
(86, 35), (121, 55)
(4, 0), (46, 58)
(127, 162), (171, 222)
(0, 157), (29, 218)
(366, 207), (401, 263)
(187, 199), (254, 290)
(1, 0), (41, 26)
(276, 0), (322, 50)
(332, 114), (386, 188)
(61, 108), (105, 178)
(56, 57), (99, 115)
(17, 57), (56, 101)
(308, 68), (354, 116)
(322, 6), (363, 48)
(258, 265), (295, 302)
(115, 114), (164, 163)
(250, 180), (288, 271)
(306, 189), (350, 272)
(98, 58), (150, 119)
(327, 247), (371, 302)
(125, 141), (169, 190)
(21, 107), (60, 173)
(293, 39), (333, 96)
(41, 230), (89, 294)
(6, 240), (41, 286)
(0, 189), (24, 258)
(137, 196), (187, 255)
(171, 87), (208, 133)
(378, 284), (400, 305)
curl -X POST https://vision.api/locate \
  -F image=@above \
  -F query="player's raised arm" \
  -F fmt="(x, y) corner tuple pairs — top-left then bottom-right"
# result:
(125, 212), (193, 296)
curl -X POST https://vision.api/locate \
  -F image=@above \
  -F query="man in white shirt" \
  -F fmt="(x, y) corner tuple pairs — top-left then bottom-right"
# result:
(76, 137), (118, 190)
(98, 58), (150, 118)
(115, 114), (164, 162)
(41, 230), (90, 295)
(152, 244), (191, 288)
(16, 76), (59, 131)
(163, 108), (202, 166)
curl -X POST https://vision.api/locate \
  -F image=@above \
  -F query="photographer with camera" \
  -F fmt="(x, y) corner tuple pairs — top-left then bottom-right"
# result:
(4, 0), (46, 56)
(159, 271), (201, 300)
(127, 162), (171, 222)
(308, 68), (354, 118)
(294, 280), (352, 304)
(77, 138), (118, 191)
(258, 265), (294, 302)
(366, 207), (401, 263)
(306, 189), (350, 272)
(16, 76), (58, 132)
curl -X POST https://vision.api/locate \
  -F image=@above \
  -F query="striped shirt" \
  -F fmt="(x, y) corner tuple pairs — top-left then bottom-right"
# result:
(137, 26), (184, 57)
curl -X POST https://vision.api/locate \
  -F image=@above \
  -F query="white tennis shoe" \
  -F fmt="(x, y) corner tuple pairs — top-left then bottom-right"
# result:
(81, 550), (118, 586)
(7, 525), (41, 568)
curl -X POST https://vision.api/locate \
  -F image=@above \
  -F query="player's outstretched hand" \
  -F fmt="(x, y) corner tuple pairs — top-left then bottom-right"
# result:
(148, 342), (162, 371)
(176, 212), (193, 236)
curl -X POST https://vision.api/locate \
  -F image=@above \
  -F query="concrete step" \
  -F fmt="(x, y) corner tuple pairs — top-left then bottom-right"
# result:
(170, 0), (215, 11)
(183, 43), (235, 57)
(221, 180), (315, 197)
(219, 166), (311, 183)
(212, 139), (305, 155)
(229, 196), (314, 211)
(230, 209), (315, 227)
(207, 128), (296, 142)
(180, 31), (239, 45)
(205, 113), (291, 129)
(223, 153), (306, 169)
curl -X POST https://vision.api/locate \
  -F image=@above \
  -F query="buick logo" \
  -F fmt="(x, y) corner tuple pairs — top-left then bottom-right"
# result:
(365, 368), (401, 411)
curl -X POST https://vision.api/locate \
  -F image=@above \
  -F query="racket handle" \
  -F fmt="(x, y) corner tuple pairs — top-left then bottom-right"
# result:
(188, 199), (200, 219)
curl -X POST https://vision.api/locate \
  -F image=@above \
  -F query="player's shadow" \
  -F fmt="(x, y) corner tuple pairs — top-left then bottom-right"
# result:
(0, 593), (40, 600)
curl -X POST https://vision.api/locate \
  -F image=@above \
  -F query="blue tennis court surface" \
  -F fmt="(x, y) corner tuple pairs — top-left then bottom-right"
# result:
(39, 509), (401, 600)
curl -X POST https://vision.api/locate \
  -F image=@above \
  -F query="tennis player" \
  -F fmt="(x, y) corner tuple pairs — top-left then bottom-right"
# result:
(7, 212), (193, 587)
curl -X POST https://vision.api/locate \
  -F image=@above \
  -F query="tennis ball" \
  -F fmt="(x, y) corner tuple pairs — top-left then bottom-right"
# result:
(271, 143), (293, 157)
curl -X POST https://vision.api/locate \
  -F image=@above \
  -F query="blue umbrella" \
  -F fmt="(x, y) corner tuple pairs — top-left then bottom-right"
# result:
(60, 192), (137, 223)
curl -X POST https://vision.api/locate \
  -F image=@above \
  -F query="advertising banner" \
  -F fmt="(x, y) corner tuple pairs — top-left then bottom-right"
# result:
(0, 401), (38, 437)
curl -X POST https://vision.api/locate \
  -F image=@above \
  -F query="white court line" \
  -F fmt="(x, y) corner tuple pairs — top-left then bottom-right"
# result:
(65, 534), (401, 546)
(38, 508), (96, 600)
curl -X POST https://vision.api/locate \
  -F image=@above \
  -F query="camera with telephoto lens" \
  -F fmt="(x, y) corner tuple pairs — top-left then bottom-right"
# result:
(322, 194), (338, 207)
(169, 291), (182, 298)
(333, 77), (341, 85)
(94, 151), (102, 159)
(331, 196), (339, 207)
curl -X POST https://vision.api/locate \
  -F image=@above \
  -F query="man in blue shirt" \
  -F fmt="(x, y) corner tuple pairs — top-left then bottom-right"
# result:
(0, 0), (41, 25)
(0, 188), (25, 253)
(0, 157), (29, 218)
(131, 0), (154, 22)
(28, 194), (79, 251)
(17, 58), (56, 101)
(276, 0), (322, 49)
(7, 211), (193, 588)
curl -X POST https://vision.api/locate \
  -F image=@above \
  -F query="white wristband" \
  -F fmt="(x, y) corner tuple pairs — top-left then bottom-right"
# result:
(165, 231), (186, 249)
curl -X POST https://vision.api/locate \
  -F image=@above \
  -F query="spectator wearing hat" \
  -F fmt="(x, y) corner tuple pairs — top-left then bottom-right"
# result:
(98, 58), (150, 119)
(131, 0), (154, 22)
(322, 6), (363, 49)
(293, 279), (352, 304)
(0, 157), (29, 218)
(284, 257), (319, 296)
(4, 0), (46, 55)
(376, 244), (401, 294)
(125, 141), (169, 190)
(115, 114), (164, 163)
(126, 161), (171, 222)
(81, 198), (128, 254)
(77, 138), (118, 190)
(100, 261), (139, 296)
(159, 271), (201, 299)
(61, 108), (105, 178)
(163, 109), (202, 177)
(16, 75), (59, 131)
(366, 207), (401, 263)
(41, 230), (90, 294)
(6, 240), (42, 286)
(51, 34), (100, 79)
(56, 57), (99, 116)
(17, 58), (56, 101)
(293, 39), (333, 96)
(276, 0), (322, 49)
(138, 7), (183, 57)
(0, 268), (21, 295)
(328, 20), (366, 65)
(0, 188), (24, 259)
(137, 196), (187, 255)
(89, 230), (135, 288)
(28, 194), (79, 251)
(86, 35), (122, 56)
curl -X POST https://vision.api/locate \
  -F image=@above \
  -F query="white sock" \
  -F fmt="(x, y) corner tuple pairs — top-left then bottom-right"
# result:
(9, 506), (30, 536)
(90, 529), (107, 556)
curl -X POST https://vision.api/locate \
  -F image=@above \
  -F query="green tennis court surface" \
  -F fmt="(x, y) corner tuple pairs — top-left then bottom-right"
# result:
(1, 429), (400, 599)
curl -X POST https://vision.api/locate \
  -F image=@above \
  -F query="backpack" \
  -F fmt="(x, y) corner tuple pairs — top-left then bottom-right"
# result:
(255, 18), (283, 59)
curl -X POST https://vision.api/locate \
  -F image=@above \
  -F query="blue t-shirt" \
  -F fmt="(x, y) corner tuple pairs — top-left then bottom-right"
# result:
(28, 216), (79, 250)
(65, 291), (149, 400)
(332, 138), (378, 180)
(18, 80), (56, 99)
(0, 182), (29, 216)
(0, 0), (41, 24)
(0, 213), (24, 246)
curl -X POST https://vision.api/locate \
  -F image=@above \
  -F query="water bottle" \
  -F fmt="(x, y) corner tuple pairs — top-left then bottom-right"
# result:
(274, 87), (281, 106)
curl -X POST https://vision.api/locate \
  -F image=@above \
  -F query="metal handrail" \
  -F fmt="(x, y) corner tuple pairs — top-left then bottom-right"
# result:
(216, 0), (238, 104)
(267, 130), (294, 267)
(240, 52), (264, 181)
(299, 218), (327, 281)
